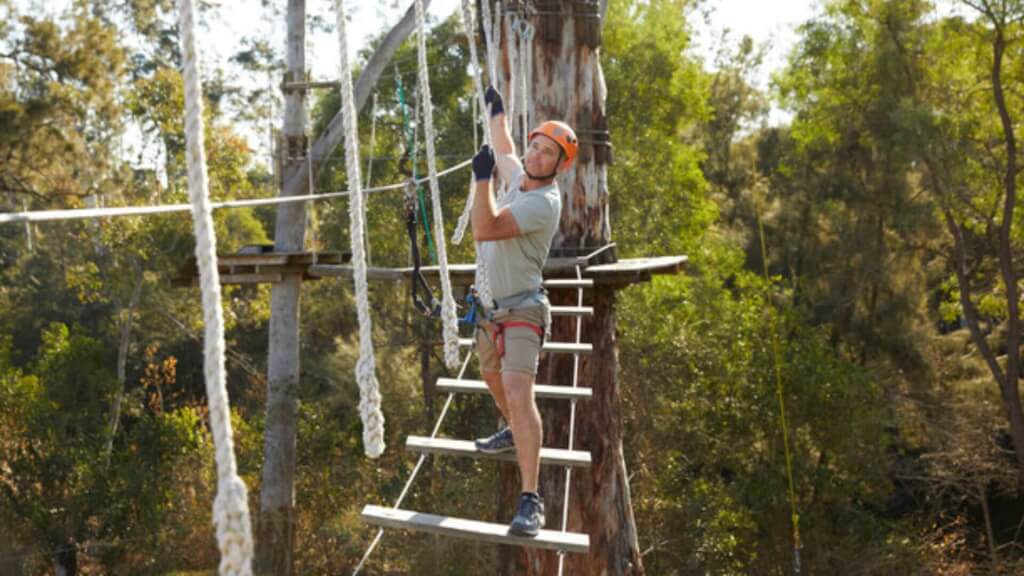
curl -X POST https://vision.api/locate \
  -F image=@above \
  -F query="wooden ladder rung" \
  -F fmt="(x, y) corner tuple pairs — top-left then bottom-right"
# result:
(361, 505), (590, 554)
(457, 338), (592, 355)
(405, 436), (591, 467)
(435, 378), (592, 400)
(543, 278), (593, 289)
(550, 306), (593, 317)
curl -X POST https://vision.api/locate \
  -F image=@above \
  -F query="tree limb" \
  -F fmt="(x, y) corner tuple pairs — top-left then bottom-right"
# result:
(282, 0), (432, 198)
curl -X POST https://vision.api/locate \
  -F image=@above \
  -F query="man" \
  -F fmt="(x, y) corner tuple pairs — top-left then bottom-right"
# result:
(470, 85), (578, 537)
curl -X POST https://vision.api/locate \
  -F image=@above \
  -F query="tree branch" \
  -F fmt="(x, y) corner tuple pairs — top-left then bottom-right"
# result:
(283, 0), (431, 198)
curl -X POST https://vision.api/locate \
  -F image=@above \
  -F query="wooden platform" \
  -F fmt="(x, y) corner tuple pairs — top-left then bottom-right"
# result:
(362, 505), (590, 554)
(405, 436), (591, 467)
(174, 245), (348, 286)
(308, 255), (687, 287)
(435, 378), (592, 400)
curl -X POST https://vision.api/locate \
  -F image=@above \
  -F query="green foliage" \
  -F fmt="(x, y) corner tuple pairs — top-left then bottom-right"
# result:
(2, 0), (1024, 573)
(605, 0), (715, 257)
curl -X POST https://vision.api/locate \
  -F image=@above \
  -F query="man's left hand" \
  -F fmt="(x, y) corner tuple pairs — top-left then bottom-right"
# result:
(473, 144), (496, 182)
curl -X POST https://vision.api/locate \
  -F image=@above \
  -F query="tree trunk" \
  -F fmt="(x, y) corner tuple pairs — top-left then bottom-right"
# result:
(497, 1), (643, 573)
(979, 481), (998, 564)
(257, 2), (307, 574)
(258, 2), (429, 573)
(989, 25), (1024, 493)
(105, 256), (144, 464)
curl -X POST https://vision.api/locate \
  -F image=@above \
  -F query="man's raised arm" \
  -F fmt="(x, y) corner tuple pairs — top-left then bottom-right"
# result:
(485, 86), (515, 158)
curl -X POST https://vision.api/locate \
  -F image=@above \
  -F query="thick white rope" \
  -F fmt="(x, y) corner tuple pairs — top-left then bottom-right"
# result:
(335, 0), (385, 458)
(452, 0), (492, 245)
(415, 0), (461, 370)
(453, 0), (496, 308)
(469, 0), (506, 307)
(177, 0), (254, 573)
(505, 13), (518, 147)
(477, 0), (505, 307)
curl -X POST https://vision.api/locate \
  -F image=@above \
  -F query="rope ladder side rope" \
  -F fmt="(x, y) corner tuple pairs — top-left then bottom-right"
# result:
(556, 263), (586, 575)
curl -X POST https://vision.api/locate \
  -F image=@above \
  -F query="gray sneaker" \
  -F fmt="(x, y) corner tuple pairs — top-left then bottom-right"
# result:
(509, 492), (545, 537)
(474, 426), (515, 454)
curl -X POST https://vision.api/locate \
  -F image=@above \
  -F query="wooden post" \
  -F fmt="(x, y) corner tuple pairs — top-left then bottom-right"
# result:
(496, 1), (643, 574)
(258, 1), (307, 573)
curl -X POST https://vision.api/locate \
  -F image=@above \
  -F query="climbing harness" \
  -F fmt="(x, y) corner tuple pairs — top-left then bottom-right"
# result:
(490, 319), (544, 359)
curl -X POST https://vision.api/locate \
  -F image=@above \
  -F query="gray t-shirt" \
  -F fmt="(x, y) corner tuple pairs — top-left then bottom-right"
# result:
(480, 153), (561, 302)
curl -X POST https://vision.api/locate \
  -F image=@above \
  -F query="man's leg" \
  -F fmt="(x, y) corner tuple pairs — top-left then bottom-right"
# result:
(503, 370), (541, 493)
(482, 370), (511, 424)
(497, 308), (546, 536)
(475, 324), (516, 453)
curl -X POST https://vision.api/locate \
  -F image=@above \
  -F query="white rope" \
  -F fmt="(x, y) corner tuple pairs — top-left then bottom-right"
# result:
(0, 160), (472, 225)
(452, 0), (492, 245)
(177, 0), (254, 573)
(482, 0), (500, 88)
(335, 0), (385, 459)
(364, 92), (378, 265)
(415, 0), (461, 371)
(519, 21), (533, 151)
(466, 0), (506, 307)
(505, 13), (518, 147)
(452, 0), (494, 307)
(524, 21), (535, 140)
(472, 89), (479, 151)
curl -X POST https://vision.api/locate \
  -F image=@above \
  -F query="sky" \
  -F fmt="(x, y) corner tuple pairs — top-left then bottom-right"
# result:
(206, 0), (817, 100)
(198, 0), (821, 143)
(26, 0), (830, 166)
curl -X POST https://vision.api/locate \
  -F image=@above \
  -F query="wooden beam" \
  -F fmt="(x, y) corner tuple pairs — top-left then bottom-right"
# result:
(361, 505), (590, 554)
(435, 378), (592, 400)
(405, 436), (591, 467)
(457, 338), (592, 355)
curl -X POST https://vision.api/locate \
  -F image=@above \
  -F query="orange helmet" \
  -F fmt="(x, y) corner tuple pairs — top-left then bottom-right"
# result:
(529, 120), (578, 170)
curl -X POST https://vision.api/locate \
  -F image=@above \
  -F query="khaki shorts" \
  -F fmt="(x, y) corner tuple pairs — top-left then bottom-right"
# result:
(476, 306), (546, 376)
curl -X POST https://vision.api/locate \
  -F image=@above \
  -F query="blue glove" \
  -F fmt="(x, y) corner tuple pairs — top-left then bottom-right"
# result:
(484, 85), (504, 117)
(472, 145), (496, 182)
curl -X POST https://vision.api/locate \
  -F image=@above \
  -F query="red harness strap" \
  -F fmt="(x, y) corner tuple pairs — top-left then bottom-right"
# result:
(493, 320), (544, 358)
